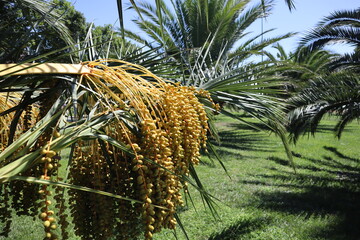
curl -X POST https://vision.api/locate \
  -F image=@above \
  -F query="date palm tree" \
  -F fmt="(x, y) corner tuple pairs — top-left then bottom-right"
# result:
(0, 1), (221, 239)
(125, 0), (293, 121)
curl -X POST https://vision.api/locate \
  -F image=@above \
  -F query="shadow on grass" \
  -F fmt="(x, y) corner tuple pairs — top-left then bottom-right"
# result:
(267, 156), (289, 166)
(226, 122), (271, 132)
(323, 146), (360, 163)
(243, 148), (360, 240)
(208, 216), (272, 240)
(314, 124), (353, 133)
(251, 183), (360, 239)
(209, 130), (273, 161)
(294, 147), (360, 175)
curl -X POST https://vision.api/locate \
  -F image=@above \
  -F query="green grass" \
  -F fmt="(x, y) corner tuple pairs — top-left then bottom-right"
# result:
(1, 114), (359, 240)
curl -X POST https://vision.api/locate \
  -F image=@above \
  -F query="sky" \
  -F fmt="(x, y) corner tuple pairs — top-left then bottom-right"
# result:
(72, 0), (359, 54)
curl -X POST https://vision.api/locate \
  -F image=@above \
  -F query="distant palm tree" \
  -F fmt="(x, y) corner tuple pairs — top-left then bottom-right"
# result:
(127, 0), (275, 61)
(265, 44), (337, 93)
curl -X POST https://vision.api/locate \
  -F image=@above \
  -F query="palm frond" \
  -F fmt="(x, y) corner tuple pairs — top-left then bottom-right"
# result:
(284, 0), (296, 11)
(301, 26), (360, 50)
(318, 8), (360, 28)
(300, 8), (360, 52)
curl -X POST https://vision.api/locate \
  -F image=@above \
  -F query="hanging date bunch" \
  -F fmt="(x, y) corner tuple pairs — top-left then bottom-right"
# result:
(67, 60), (214, 240)
(0, 59), (218, 240)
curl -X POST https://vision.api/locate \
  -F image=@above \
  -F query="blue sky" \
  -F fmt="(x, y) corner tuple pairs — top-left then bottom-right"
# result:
(72, 0), (358, 53)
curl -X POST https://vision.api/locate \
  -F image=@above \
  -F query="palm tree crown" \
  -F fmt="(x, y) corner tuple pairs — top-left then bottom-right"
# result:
(127, 0), (272, 61)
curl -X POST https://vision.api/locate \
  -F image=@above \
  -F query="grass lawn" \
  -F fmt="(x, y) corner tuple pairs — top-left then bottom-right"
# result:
(1, 114), (359, 240)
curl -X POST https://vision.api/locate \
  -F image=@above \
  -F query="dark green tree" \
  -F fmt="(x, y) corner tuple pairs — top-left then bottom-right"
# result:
(50, 0), (87, 44)
(0, 0), (86, 63)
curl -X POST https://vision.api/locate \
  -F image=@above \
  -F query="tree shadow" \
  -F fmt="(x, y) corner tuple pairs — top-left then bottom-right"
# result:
(250, 182), (360, 239)
(208, 216), (272, 240)
(209, 119), (276, 163)
(267, 156), (290, 166)
(323, 146), (360, 163)
(269, 155), (360, 182)
(210, 130), (273, 160)
(314, 124), (352, 133)
(243, 148), (360, 240)
(241, 179), (304, 190)
(226, 122), (271, 132)
(291, 149), (360, 175)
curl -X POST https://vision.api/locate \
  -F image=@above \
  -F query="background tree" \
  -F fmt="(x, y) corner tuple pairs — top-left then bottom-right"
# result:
(264, 44), (338, 97)
(0, 0), (86, 63)
(287, 71), (360, 142)
(52, 0), (87, 43)
(127, 0), (278, 62)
